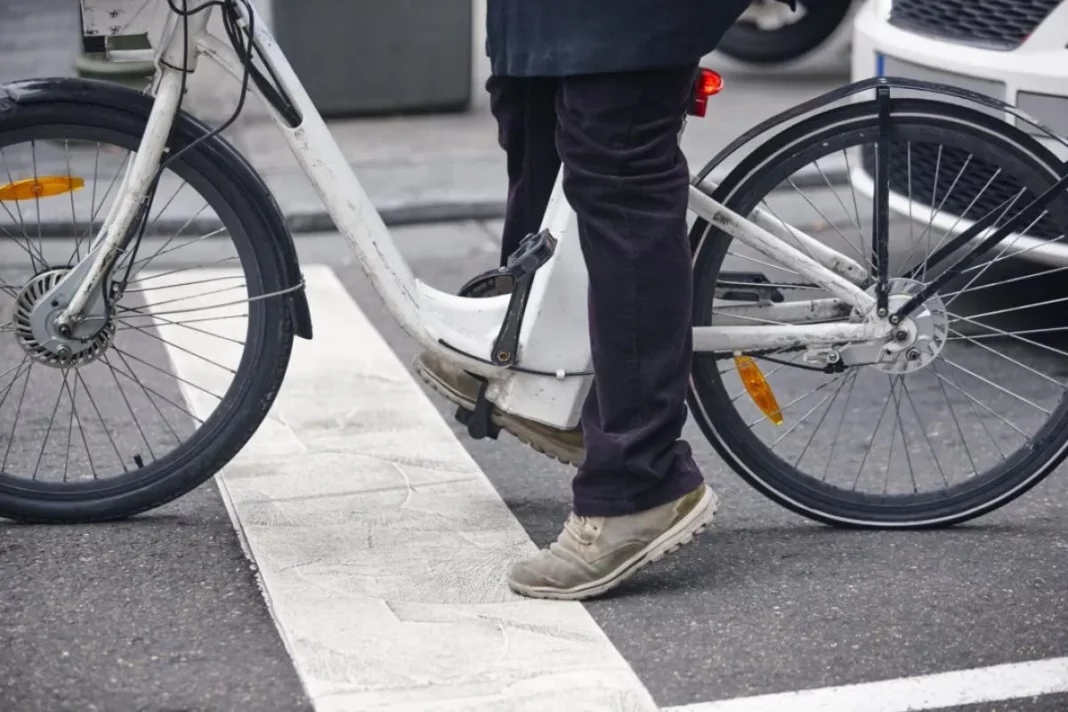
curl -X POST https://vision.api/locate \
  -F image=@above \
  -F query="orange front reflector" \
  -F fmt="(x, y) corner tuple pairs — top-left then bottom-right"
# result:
(0, 176), (85, 201)
(734, 355), (784, 425)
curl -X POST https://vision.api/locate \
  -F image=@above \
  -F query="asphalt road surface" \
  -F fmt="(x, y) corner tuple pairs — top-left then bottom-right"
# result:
(1, 198), (1067, 711)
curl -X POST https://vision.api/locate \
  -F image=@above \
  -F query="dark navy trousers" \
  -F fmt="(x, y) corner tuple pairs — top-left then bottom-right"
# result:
(486, 66), (705, 517)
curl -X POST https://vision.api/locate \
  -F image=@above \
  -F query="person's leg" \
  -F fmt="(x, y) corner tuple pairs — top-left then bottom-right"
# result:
(414, 74), (583, 464)
(486, 75), (563, 264)
(506, 65), (716, 601)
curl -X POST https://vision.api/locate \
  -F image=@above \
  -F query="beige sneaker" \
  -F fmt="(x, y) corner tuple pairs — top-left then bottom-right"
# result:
(414, 351), (585, 465)
(507, 484), (718, 601)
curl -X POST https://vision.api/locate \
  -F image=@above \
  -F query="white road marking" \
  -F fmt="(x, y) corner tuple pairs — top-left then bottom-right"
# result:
(142, 263), (1068, 712)
(663, 656), (1068, 712)
(147, 264), (659, 712)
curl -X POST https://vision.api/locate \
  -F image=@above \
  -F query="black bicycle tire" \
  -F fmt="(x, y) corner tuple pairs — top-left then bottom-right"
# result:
(718, 0), (853, 65)
(687, 98), (1068, 528)
(0, 96), (295, 523)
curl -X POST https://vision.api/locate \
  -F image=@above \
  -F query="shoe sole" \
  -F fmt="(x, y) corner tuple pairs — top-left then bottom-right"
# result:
(415, 358), (583, 467)
(507, 485), (719, 601)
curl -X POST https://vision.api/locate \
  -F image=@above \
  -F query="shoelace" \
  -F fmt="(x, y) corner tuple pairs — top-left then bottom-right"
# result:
(563, 514), (595, 544)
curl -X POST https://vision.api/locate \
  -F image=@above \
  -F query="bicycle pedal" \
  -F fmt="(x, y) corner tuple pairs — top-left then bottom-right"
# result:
(501, 229), (557, 279)
(454, 379), (501, 440)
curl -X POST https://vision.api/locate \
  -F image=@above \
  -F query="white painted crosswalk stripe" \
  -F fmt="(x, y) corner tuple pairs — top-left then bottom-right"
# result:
(148, 264), (658, 711)
(146, 263), (1068, 712)
(663, 656), (1068, 712)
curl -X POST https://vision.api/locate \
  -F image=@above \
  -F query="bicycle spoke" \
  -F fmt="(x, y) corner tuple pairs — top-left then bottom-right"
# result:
(32, 371), (69, 480)
(783, 178), (865, 267)
(956, 233), (1066, 275)
(0, 148), (32, 243)
(842, 148), (868, 242)
(64, 374), (98, 480)
(115, 307), (246, 347)
(72, 143), (102, 262)
(948, 328), (1065, 390)
(887, 376), (918, 495)
(61, 370), (76, 481)
(112, 345), (226, 402)
(65, 140), (78, 250)
(940, 262), (1068, 301)
(770, 375), (849, 448)
(31, 141), (43, 263)
(931, 366), (1030, 438)
(112, 319), (238, 375)
(852, 375), (898, 491)
(901, 377), (950, 488)
(112, 182), (196, 275)
(725, 250), (806, 279)
(940, 211), (1047, 312)
(100, 354), (157, 462)
(931, 361), (991, 469)
(947, 325), (1068, 341)
(939, 355), (1049, 415)
(809, 156), (875, 270)
(110, 348), (183, 445)
(75, 369), (128, 473)
(1, 363), (33, 474)
(0, 147), (47, 270)
(115, 313), (249, 332)
(909, 144), (943, 277)
(127, 227), (227, 278)
(906, 143), (914, 252)
(125, 256), (241, 285)
(122, 274), (245, 294)
(117, 281), (246, 312)
(918, 154), (975, 283)
(746, 375), (845, 428)
(951, 295), (1068, 324)
(118, 200), (209, 277)
(822, 369), (859, 482)
(102, 360), (205, 425)
(0, 358), (31, 397)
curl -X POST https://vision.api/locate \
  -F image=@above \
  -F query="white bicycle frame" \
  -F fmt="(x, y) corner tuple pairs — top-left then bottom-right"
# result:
(70, 1), (889, 430)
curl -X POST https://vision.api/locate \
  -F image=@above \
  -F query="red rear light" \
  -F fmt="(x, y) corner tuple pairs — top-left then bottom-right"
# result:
(689, 69), (724, 118)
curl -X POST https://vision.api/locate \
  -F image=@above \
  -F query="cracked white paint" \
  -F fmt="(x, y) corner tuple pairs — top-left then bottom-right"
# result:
(145, 264), (657, 711)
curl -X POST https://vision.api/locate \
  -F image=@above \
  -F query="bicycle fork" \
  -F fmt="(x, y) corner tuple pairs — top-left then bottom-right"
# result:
(31, 11), (207, 353)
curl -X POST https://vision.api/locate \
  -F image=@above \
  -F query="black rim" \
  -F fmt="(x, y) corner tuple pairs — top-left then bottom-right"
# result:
(689, 105), (1068, 523)
(0, 116), (268, 499)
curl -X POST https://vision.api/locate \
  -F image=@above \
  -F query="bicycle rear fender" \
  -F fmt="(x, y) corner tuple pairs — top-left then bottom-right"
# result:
(1, 76), (313, 340)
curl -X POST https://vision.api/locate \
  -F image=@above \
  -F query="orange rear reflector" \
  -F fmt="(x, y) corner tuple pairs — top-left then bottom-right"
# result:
(734, 355), (784, 425)
(0, 176), (84, 201)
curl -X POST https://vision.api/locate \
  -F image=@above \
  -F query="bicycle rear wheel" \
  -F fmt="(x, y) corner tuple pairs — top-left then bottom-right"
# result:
(689, 98), (1068, 528)
(0, 90), (296, 522)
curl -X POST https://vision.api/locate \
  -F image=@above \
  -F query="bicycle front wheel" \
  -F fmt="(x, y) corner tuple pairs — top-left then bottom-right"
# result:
(689, 98), (1068, 528)
(0, 90), (296, 522)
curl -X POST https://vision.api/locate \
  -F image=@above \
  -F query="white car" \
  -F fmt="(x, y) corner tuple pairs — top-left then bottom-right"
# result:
(850, 0), (1068, 266)
(716, 0), (862, 71)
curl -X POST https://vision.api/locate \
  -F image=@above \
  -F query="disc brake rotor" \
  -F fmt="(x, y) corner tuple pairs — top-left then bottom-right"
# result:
(12, 269), (115, 368)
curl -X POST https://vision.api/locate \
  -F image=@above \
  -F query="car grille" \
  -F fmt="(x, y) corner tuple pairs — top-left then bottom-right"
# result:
(888, 0), (1060, 51)
(860, 143), (1063, 241)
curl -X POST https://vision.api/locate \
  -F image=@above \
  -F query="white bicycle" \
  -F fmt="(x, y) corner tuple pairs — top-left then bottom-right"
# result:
(1, 0), (1067, 527)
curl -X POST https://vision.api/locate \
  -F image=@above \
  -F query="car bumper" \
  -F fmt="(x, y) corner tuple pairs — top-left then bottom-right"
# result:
(847, 0), (1068, 267)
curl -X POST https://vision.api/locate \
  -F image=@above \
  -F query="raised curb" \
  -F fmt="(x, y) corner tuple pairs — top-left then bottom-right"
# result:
(7, 165), (848, 238)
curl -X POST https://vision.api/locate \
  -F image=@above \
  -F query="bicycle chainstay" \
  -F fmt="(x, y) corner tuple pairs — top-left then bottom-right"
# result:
(710, 277), (821, 362)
